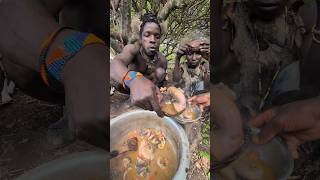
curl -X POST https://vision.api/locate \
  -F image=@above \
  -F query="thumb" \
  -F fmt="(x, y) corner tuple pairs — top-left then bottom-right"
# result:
(188, 96), (197, 104)
(155, 87), (163, 104)
(282, 134), (301, 159)
(199, 104), (204, 112)
(252, 122), (282, 144)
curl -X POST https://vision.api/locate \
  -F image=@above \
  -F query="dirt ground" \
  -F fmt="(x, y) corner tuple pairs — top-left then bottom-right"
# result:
(0, 91), (97, 180)
(289, 142), (320, 179)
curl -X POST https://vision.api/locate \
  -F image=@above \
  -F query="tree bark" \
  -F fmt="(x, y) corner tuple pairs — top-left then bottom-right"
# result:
(158, 0), (183, 21)
(121, 0), (132, 45)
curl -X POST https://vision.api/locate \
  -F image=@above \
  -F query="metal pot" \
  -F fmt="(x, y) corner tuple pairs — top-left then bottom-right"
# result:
(110, 110), (189, 180)
(15, 151), (108, 180)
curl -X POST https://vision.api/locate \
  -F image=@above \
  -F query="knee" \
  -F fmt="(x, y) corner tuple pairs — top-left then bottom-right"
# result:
(155, 68), (166, 82)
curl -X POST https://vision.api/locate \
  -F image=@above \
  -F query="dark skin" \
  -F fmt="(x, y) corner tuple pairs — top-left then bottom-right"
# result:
(214, 0), (320, 162)
(0, 0), (107, 150)
(249, 0), (320, 158)
(110, 22), (167, 117)
(173, 40), (210, 84)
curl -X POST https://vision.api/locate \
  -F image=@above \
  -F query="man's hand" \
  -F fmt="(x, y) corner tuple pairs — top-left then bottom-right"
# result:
(176, 44), (190, 58)
(199, 42), (210, 60)
(249, 97), (320, 158)
(130, 76), (164, 117)
(188, 92), (210, 111)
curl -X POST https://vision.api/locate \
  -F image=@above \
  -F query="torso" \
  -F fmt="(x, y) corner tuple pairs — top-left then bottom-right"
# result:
(129, 50), (165, 78)
(180, 62), (208, 96)
(221, 2), (306, 116)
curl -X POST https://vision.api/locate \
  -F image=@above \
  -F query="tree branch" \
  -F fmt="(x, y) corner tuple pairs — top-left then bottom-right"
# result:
(110, 31), (128, 45)
(158, 0), (184, 21)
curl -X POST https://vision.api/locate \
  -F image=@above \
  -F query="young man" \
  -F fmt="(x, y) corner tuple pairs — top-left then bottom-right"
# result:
(110, 13), (167, 117)
(173, 39), (209, 97)
(0, 0), (107, 150)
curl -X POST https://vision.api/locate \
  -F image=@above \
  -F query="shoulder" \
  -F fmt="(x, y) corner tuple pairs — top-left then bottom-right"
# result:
(122, 43), (140, 54)
(114, 43), (140, 62)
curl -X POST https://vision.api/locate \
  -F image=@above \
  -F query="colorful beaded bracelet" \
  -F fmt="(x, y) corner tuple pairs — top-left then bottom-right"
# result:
(39, 27), (105, 93)
(122, 71), (143, 89)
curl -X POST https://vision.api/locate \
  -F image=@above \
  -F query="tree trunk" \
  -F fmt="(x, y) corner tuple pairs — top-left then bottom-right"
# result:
(121, 0), (132, 45)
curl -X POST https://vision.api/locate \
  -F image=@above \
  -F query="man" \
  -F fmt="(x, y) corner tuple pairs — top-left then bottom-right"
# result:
(110, 13), (167, 117)
(173, 39), (210, 97)
(213, 0), (320, 176)
(0, 0), (107, 150)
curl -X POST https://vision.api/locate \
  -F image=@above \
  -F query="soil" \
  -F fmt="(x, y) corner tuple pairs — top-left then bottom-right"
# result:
(0, 91), (97, 180)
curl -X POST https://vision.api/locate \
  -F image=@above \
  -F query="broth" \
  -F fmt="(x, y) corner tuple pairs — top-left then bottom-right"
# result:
(110, 128), (178, 180)
(237, 149), (276, 180)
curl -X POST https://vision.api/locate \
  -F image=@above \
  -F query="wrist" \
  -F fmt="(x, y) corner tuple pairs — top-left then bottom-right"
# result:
(176, 53), (183, 59)
(121, 71), (143, 89)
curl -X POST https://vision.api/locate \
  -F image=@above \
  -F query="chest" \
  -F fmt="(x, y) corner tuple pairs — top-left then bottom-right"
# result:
(129, 53), (161, 75)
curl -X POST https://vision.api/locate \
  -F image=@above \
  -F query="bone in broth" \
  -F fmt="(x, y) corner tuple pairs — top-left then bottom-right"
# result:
(110, 128), (178, 180)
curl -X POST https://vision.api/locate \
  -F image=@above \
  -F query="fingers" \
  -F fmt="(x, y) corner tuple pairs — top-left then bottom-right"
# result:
(150, 91), (164, 117)
(282, 134), (301, 159)
(188, 96), (197, 104)
(177, 44), (189, 56)
(196, 95), (210, 104)
(199, 45), (209, 52)
(156, 90), (163, 104)
(133, 100), (151, 111)
(176, 49), (185, 55)
(248, 108), (277, 128)
(199, 104), (204, 112)
(252, 121), (282, 144)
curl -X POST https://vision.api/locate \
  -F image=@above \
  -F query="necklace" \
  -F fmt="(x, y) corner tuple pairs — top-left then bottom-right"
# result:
(140, 48), (157, 64)
(252, 22), (282, 111)
(140, 48), (159, 75)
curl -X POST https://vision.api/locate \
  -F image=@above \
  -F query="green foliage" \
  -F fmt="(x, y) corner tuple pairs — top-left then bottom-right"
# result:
(199, 151), (210, 160)
(110, 0), (210, 58)
(201, 118), (210, 146)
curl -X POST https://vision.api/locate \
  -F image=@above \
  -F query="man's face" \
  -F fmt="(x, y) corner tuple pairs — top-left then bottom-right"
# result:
(141, 22), (161, 56)
(248, 0), (288, 20)
(186, 40), (203, 68)
(187, 50), (202, 68)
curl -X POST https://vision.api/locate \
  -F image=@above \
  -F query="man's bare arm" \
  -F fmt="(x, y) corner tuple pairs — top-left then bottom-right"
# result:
(110, 44), (138, 83)
(158, 53), (168, 70)
(0, 0), (108, 150)
(173, 55), (182, 82)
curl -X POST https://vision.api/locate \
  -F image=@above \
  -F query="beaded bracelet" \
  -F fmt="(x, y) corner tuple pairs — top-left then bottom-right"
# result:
(122, 71), (143, 89)
(39, 27), (105, 93)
